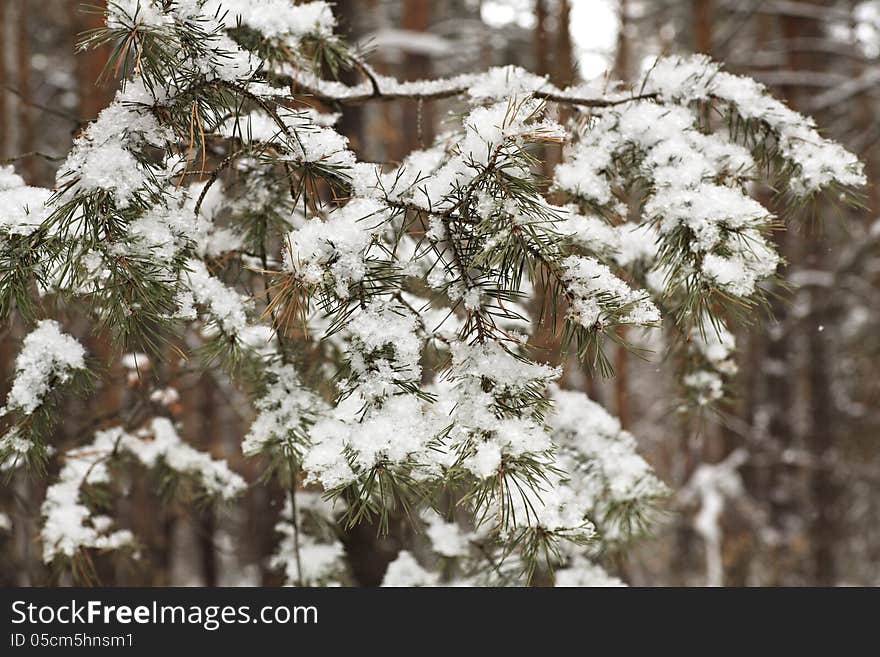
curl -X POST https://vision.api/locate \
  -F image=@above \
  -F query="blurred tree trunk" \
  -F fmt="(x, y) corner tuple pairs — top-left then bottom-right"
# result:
(549, 0), (573, 173)
(692, 0), (712, 54)
(399, 0), (432, 157)
(71, 0), (113, 122)
(198, 379), (219, 587)
(614, 0), (629, 80)
(805, 232), (838, 585)
(772, 2), (832, 584)
(1, 0), (21, 160)
(15, 0), (35, 180)
(3, 1), (37, 584)
(534, 0), (550, 78)
(787, 4), (838, 585)
(334, 0), (365, 154)
(0, 1), (6, 158)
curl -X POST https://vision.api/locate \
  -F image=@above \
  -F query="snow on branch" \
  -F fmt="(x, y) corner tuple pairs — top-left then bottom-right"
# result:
(0, 0), (865, 585)
(41, 418), (245, 566)
(286, 63), (658, 108)
(0, 321), (89, 469)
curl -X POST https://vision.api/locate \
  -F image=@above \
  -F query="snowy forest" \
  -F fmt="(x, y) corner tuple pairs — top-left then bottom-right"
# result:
(0, 0), (877, 587)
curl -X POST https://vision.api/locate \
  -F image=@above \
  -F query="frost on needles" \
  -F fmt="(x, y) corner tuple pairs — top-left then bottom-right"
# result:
(0, 0), (864, 586)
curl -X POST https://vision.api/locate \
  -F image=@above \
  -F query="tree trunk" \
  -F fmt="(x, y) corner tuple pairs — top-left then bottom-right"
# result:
(14, 0), (34, 180)
(777, 1), (833, 585)
(692, 0), (712, 54)
(72, 0), (113, 122)
(399, 0), (432, 158)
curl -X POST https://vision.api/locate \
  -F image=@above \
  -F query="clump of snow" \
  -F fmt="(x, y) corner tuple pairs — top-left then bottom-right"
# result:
(284, 198), (388, 298)
(106, 0), (176, 29)
(557, 207), (620, 256)
(614, 223), (660, 267)
(2, 321), (86, 416)
(182, 259), (249, 335)
(701, 239), (780, 297)
(0, 165), (26, 190)
(381, 550), (438, 587)
(504, 478), (597, 540)
(57, 82), (174, 208)
(690, 324), (737, 376)
(0, 167), (53, 237)
(128, 205), (196, 262)
(303, 394), (444, 490)
(271, 494), (346, 586)
(444, 342), (559, 480)
(555, 557), (626, 587)
(0, 430), (34, 463)
(41, 428), (135, 561)
(242, 364), (323, 456)
(343, 300), (423, 402)
(648, 184), (769, 252)
(644, 54), (866, 194)
(398, 99), (563, 213)
(549, 387), (666, 508)
(206, 0), (335, 40)
(560, 255), (660, 329)
(683, 370), (724, 406)
(450, 340), (559, 393)
(124, 417), (245, 499)
(424, 513), (472, 558)
(150, 387), (180, 407)
(467, 66), (550, 100)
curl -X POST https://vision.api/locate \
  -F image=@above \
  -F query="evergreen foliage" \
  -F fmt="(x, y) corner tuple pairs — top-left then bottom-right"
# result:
(0, 0), (863, 586)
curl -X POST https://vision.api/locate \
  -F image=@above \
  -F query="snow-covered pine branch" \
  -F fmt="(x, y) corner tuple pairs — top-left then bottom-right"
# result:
(41, 418), (244, 576)
(0, 320), (89, 469)
(0, 0), (864, 585)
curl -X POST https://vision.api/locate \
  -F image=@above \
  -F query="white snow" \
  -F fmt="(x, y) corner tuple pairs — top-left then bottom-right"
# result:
(0, 168), (53, 236)
(183, 259), (249, 335)
(381, 551), (438, 587)
(560, 256), (660, 329)
(3, 321), (86, 416)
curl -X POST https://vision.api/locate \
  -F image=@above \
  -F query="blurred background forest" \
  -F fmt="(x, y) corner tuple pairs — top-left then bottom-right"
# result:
(1, 0), (878, 586)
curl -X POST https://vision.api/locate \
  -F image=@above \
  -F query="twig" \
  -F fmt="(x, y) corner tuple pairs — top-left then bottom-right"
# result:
(193, 149), (245, 216)
(1, 151), (64, 165)
(2, 84), (84, 125)
(290, 75), (657, 109)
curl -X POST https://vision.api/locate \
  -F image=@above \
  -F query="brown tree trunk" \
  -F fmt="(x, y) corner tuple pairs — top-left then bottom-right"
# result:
(71, 0), (113, 122)
(614, 0), (629, 81)
(534, 0), (550, 78)
(805, 235), (837, 585)
(1, 0), (20, 160)
(399, 0), (432, 158)
(333, 0), (365, 155)
(15, 0), (34, 180)
(774, 2), (832, 584)
(0, 0), (6, 158)
(198, 380), (218, 587)
(555, 0), (575, 88)
(692, 0), (712, 54)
